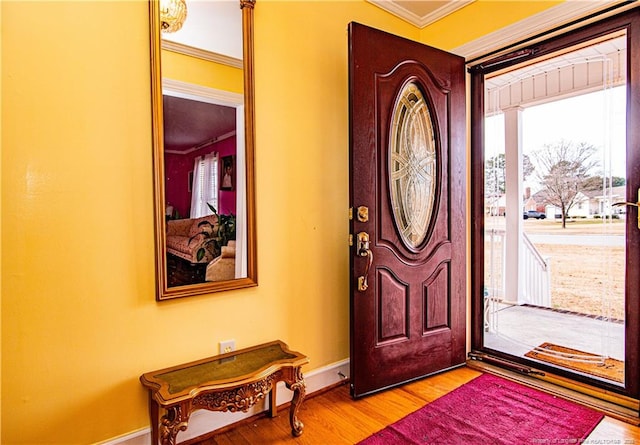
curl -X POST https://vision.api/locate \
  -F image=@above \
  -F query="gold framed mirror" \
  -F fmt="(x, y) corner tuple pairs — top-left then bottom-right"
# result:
(149, 0), (257, 300)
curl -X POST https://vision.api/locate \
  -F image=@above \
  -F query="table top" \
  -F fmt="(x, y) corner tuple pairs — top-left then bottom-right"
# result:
(140, 340), (309, 404)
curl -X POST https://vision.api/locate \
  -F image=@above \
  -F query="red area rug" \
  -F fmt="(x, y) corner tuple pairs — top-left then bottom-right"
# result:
(357, 373), (603, 445)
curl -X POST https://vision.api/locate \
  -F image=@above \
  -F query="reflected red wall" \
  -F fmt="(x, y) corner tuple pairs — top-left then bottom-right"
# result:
(165, 135), (236, 219)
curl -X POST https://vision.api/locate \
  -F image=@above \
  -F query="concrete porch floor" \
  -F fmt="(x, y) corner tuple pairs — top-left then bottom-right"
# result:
(484, 304), (625, 362)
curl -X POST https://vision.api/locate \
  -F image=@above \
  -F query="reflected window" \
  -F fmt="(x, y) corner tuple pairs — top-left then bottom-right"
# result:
(190, 153), (219, 218)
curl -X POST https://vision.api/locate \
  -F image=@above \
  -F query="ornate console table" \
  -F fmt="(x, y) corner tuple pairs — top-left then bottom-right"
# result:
(140, 340), (309, 445)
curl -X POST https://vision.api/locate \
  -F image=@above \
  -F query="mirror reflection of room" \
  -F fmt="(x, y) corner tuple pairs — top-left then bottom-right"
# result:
(158, 0), (246, 288)
(163, 96), (240, 286)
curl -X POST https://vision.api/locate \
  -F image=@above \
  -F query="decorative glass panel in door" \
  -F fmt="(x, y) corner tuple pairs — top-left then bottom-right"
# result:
(389, 82), (437, 249)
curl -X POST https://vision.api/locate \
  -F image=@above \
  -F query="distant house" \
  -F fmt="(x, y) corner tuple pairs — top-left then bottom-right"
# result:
(486, 194), (506, 216)
(481, 173), (626, 220)
(523, 196), (542, 213)
(531, 185), (626, 218)
(585, 185), (627, 216)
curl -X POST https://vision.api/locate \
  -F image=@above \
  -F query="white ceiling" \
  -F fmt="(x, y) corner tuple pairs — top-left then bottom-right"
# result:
(162, 0), (242, 59)
(485, 35), (627, 90)
(482, 34), (627, 115)
(367, 0), (475, 28)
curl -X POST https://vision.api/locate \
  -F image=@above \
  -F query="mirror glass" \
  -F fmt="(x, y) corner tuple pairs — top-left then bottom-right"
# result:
(150, 0), (257, 300)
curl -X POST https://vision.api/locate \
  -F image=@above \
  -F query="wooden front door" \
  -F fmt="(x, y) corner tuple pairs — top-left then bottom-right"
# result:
(348, 22), (467, 398)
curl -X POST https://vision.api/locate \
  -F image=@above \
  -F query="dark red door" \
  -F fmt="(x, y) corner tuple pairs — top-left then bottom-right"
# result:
(349, 22), (466, 397)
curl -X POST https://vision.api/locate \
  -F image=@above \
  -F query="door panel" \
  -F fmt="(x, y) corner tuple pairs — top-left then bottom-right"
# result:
(377, 270), (409, 343)
(425, 263), (450, 330)
(349, 22), (466, 398)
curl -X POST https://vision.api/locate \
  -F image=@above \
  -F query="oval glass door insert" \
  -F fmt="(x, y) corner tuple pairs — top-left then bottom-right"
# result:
(389, 82), (437, 249)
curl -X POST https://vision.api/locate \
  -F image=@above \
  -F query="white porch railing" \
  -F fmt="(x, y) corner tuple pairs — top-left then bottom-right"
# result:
(484, 229), (551, 332)
(522, 232), (551, 307)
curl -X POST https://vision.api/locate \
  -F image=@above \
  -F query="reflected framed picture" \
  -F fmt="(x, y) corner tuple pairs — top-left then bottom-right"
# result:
(221, 155), (235, 191)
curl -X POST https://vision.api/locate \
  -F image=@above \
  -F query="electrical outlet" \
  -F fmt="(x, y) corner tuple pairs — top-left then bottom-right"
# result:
(219, 339), (236, 354)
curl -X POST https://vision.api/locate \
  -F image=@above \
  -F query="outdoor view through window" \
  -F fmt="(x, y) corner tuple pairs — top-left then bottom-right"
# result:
(483, 32), (627, 385)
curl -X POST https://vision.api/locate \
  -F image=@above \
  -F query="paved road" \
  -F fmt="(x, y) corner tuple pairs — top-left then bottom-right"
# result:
(527, 234), (625, 246)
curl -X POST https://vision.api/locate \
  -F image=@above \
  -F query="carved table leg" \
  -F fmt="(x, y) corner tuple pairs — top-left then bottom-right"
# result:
(286, 367), (307, 437)
(159, 405), (189, 445)
(148, 392), (160, 445)
(268, 383), (278, 418)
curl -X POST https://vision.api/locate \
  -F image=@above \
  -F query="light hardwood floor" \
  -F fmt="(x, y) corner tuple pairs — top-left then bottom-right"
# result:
(187, 366), (640, 445)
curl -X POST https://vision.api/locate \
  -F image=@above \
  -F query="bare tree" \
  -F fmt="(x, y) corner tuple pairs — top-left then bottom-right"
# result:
(485, 153), (535, 195)
(534, 140), (599, 228)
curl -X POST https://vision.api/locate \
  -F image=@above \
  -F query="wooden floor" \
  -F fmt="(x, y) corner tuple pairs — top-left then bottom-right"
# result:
(187, 366), (640, 444)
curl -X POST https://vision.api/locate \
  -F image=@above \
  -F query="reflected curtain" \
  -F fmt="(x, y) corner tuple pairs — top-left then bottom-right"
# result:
(190, 152), (219, 218)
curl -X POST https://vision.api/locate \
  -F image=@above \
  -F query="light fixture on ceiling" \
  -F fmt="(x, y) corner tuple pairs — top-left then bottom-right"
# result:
(160, 0), (187, 33)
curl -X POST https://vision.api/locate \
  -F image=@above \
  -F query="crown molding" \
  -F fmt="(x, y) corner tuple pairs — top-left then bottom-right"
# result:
(164, 131), (237, 155)
(161, 40), (243, 69)
(162, 78), (243, 108)
(368, 0), (475, 28)
(452, 0), (629, 61)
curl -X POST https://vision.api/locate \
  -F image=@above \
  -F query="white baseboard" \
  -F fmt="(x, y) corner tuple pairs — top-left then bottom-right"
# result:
(98, 359), (350, 445)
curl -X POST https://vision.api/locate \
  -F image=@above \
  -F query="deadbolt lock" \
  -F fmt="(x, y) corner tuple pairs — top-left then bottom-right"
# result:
(357, 206), (369, 222)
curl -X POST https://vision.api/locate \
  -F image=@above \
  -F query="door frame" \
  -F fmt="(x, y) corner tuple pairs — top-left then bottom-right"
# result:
(470, 7), (640, 398)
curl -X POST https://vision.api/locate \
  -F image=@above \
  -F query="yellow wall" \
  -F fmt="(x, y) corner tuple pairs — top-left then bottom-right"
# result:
(162, 50), (244, 94)
(1, 0), (559, 443)
(419, 0), (563, 50)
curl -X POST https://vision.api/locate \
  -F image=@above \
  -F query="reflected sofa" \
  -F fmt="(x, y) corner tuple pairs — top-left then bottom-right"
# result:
(166, 215), (219, 264)
(205, 241), (236, 281)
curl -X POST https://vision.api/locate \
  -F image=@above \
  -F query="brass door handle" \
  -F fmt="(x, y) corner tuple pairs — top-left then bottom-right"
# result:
(612, 188), (640, 229)
(356, 232), (373, 292)
(358, 249), (373, 292)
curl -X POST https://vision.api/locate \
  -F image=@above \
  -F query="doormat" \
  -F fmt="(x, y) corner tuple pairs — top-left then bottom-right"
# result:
(525, 342), (624, 383)
(357, 373), (603, 445)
